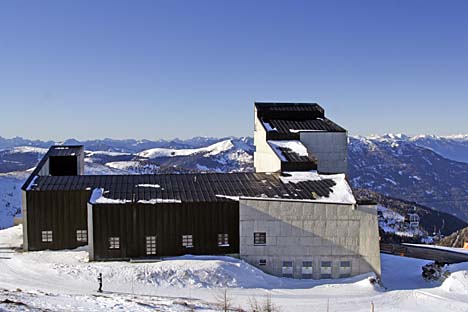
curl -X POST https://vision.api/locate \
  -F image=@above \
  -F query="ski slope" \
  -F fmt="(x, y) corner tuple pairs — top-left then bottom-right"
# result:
(0, 226), (468, 311)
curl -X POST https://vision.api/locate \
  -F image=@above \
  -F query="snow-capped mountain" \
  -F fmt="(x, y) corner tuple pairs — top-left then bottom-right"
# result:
(1, 134), (467, 226)
(349, 135), (468, 221)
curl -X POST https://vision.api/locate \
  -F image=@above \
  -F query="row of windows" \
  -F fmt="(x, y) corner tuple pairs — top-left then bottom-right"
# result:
(40, 231), (230, 250)
(106, 233), (231, 255)
(258, 259), (352, 279)
(41, 230), (87, 243)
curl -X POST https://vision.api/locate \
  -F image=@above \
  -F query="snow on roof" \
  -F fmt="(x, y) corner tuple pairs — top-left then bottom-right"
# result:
(89, 188), (131, 204)
(268, 140), (309, 161)
(280, 171), (356, 205)
(136, 184), (161, 188)
(89, 188), (182, 205)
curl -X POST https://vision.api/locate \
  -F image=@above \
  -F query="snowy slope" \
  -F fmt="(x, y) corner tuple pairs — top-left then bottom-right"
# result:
(1, 226), (468, 311)
(0, 172), (27, 229)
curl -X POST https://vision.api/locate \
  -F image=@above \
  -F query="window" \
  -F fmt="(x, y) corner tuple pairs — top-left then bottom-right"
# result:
(320, 261), (332, 279)
(76, 230), (87, 242)
(182, 234), (193, 248)
(218, 233), (229, 247)
(258, 259), (267, 266)
(254, 232), (266, 245)
(339, 261), (352, 278)
(109, 237), (120, 249)
(146, 236), (157, 255)
(282, 261), (294, 278)
(41, 230), (53, 243)
(302, 261), (313, 279)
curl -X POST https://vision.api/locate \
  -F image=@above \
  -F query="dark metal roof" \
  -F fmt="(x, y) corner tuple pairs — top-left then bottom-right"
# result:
(266, 118), (346, 133)
(21, 145), (84, 190)
(255, 102), (346, 138)
(255, 102), (325, 120)
(28, 172), (339, 203)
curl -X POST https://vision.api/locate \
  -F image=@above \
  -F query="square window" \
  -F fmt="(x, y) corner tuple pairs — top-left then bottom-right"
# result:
(258, 259), (267, 266)
(109, 237), (120, 249)
(282, 261), (293, 278)
(146, 236), (157, 255)
(302, 261), (313, 278)
(182, 234), (193, 248)
(254, 232), (266, 245)
(320, 261), (332, 278)
(339, 260), (352, 277)
(76, 230), (87, 242)
(218, 233), (229, 247)
(340, 261), (351, 268)
(41, 230), (53, 243)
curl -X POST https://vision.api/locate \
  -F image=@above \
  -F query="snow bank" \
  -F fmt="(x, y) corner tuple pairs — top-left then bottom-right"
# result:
(441, 262), (468, 293)
(0, 224), (22, 248)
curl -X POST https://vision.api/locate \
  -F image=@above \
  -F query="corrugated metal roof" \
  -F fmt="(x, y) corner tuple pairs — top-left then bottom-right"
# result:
(265, 118), (346, 133)
(29, 172), (338, 203)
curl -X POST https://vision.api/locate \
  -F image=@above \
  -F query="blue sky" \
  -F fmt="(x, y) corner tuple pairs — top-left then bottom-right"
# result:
(0, 0), (467, 140)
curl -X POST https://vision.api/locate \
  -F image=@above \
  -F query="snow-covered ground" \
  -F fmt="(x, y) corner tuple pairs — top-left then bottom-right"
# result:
(0, 226), (467, 311)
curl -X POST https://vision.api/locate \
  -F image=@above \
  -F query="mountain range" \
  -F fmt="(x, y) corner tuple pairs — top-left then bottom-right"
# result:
(1, 134), (467, 224)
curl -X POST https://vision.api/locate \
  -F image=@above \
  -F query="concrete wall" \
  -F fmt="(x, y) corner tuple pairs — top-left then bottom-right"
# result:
(299, 132), (348, 174)
(239, 199), (381, 279)
(253, 108), (282, 173)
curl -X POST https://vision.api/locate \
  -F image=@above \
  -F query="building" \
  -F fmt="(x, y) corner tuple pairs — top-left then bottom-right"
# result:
(21, 102), (381, 279)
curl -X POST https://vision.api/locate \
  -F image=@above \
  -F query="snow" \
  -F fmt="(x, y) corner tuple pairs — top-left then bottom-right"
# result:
(137, 140), (234, 159)
(0, 173), (25, 229)
(89, 188), (181, 205)
(89, 188), (131, 204)
(279, 171), (356, 204)
(6, 146), (48, 154)
(289, 129), (327, 133)
(268, 140), (309, 161)
(262, 121), (277, 132)
(136, 184), (161, 188)
(1, 225), (468, 311)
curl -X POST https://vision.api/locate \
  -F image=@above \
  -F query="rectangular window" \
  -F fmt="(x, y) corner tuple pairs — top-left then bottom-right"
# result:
(182, 234), (193, 248)
(254, 232), (266, 245)
(217, 233), (229, 247)
(109, 237), (120, 249)
(41, 230), (53, 243)
(146, 236), (157, 255)
(258, 259), (267, 266)
(76, 230), (87, 242)
(320, 261), (332, 279)
(339, 261), (352, 278)
(282, 261), (294, 278)
(302, 261), (313, 279)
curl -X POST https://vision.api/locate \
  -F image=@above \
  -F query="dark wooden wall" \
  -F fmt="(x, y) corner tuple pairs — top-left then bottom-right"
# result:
(91, 201), (239, 260)
(26, 190), (90, 251)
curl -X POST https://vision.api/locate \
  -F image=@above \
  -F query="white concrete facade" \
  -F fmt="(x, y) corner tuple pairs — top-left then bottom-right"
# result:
(239, 199), (381, 279)
(253, 107), (282, 173)
(299, 132), (348, 174)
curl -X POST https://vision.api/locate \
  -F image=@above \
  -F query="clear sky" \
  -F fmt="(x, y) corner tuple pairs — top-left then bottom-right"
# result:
(0, 0), (467, 141)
